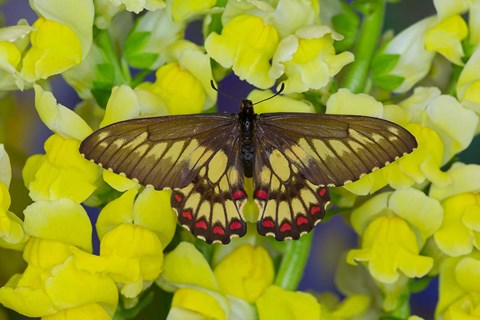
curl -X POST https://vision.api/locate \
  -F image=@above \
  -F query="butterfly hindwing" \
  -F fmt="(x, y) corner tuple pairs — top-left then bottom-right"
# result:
(80, 114), (248, 244)
(170, 146), (248, 244)
(253, 147), (330, 239)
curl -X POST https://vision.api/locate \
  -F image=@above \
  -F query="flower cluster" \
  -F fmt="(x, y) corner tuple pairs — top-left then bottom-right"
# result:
(0, 0), (479, 319)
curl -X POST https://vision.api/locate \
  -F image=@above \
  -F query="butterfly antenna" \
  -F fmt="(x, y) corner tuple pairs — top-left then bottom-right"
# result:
(210, 80), (239, 102)
(253, 83), (285, 105)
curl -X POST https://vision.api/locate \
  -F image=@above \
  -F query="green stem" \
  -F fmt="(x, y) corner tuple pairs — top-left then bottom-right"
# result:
(343, 1), (386, 93)
(274, 231), (313, 290)
(446, 64), (463, 96)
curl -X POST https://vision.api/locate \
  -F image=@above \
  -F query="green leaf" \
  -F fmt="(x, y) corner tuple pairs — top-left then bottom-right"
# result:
(371, 74), (404, 91)
(371, 54), (400, 75)
(206, 0), (228, 35)
(95, 63), (116, 84)
(124, 32), (159, 69)
(91, 84), (112, 109)
(352, 0), (382, 15)
(409, 276), (435, 293)
(332, 2), (360, 52)
(127, 53), (159, 69)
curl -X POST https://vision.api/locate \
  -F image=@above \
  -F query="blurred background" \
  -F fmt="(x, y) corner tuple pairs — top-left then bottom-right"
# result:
(2, 1), (475, 319)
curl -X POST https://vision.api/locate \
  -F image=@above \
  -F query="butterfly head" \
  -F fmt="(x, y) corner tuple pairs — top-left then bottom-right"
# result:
(240, 99), (255, 116)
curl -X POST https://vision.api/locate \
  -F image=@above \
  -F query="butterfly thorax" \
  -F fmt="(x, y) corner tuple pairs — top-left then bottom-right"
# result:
(239, 99), (256, 178)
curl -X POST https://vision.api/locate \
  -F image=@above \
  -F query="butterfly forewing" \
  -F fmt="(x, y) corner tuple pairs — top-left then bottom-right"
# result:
(256, 113), (417, 187)
(80, 115), (248, 244)
(252, 113), (417, 240)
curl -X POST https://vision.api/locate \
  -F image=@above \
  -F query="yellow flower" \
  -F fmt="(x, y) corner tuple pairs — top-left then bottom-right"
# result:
(139, 41), (216, 114)
(214, 244), (274, 303)
(169, 288), (228, 320)
(457, 45), (480, 116)
(433, 0), (471, 18)
(159, 242), (218, 291)
(99, 85), (168, 127)
(222, 0), (319, 37)
(34, 85), (93, 140)
(96, 187), (176, 248)
(0, 146), (26, 249)
(430, 163), (480, 256)
(22, 134), (100, 203)
(0, 23), (34, 90)
(30, 0), (94, 58)
(317, 294), (371, 320)
(109, 0), (165, 13)
(270, 25), (353, 93)
(256, 285), (321, 320)
(159, 242), (270, 318)
(23, 198), (93, 252)
(171, 0), (217, 22)
(377, 17), (436, 93)
(344, 87), (477, 193)
(401, 87), (478, 163)
(205, 15), (280, 89)
(21, 18), (83, 82)
(72, 187), (174, 298)
(347, 189), (442, 283)
(436, 252), (480, 319)
(425, 15), (468, 65)
(0, 238), (118, 318)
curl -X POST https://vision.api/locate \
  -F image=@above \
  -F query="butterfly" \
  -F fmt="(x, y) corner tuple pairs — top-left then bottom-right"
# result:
(80, 97), (417, 244)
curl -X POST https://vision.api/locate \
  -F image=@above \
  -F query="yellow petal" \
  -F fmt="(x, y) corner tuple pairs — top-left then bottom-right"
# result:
(30, 0), (94, 58)
(214, 244), (274, 302)
(133, 187), (176, 249)
(96, 189), (136, 240)
(0, 145), (11, 188)
(23, 199), (92, 252)
(205, 15), (279, 89)
(44, 257), (118, 316)
(26, 134), (99, 202)
(100, 85), (140, 127)
(256, 285), (321, 320)
(170, 288), (227, 320)
(22, 18), (82, 81)
(34, 85), (92, 140)
(159, 242), (218, 291)
(425, 15), (468, 65)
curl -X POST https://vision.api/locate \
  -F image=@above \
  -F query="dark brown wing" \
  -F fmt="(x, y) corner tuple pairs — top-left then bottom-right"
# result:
(253, 113), (417, 240)
(80, 115), (248, 244)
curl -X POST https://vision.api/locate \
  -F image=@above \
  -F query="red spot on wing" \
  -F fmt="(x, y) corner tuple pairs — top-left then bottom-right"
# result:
(318, 188), (327, 197)
(280, 222), (292, 232)
(182, 211), (192, 220)
(174, 193), (182, 202)
(195, 220), (208, 230)
(296, 216), (309, 226)
(255, 189), (268, 200)
(261, 219), (275, 228)
(213, 225), (225, 235)
(233, 190), (246, 200)
(310, 206), (321, 215)
(229, 221), (242, 230)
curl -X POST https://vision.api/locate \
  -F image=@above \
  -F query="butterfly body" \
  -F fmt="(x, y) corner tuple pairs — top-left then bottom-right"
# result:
(80, 100), (417, 244)
(239, 99), (256, 177)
